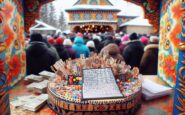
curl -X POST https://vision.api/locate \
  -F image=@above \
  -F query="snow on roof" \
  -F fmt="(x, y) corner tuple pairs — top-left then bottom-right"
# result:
(66, 5), (120, 12)
(68, 20), (117, 24)
(120, 17), (152, 27)
(117, 11), (139, 17)
(30, 20), (57, 31)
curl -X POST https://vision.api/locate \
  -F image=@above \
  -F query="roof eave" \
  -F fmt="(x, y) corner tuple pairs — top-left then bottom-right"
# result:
(65, 9), (120, 12)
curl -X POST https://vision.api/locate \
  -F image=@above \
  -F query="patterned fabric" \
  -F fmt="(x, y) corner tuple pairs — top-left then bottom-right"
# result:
(0, 74), (10, 115)
(0, 0), (26, 88)
(173, 0), (185, 114)
(158, 0), (182, 87)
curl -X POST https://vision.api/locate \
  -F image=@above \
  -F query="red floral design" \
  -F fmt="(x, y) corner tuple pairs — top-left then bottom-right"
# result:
(0, 59), (5, 77)
(2, 1), (14, 21)
(4, 24), (14, 47)
(169, 24), (181, 48)
(7, 55), (21, 84)
(163, 55), (177, 83)
(171, 1), (182, 20)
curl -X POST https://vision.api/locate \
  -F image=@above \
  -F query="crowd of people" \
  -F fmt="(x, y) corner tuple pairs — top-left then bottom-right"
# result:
(26, 32), (159, 75)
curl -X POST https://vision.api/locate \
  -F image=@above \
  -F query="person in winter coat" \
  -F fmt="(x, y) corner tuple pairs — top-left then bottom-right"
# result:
(54, 38), (70, 61)
(63, 39), (76, 59)
(72, 37), (90, 58)
(93, 35), (103, 53)
(122, 33), (144, 68)
(43, 37), (60, 60)
(140, 36), (149, 46)
(121, 34), (130, 52)
(100, 43), (124, 61)
(26, 33), (58, 75)
(86, 40), (97, 54)
(140, 36), (159, 75)
(114, 39), (123, 52)
(102, 35), (115, 47)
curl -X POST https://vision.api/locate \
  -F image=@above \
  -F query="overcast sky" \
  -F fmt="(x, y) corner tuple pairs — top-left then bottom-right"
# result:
(52, 0), (143, 20)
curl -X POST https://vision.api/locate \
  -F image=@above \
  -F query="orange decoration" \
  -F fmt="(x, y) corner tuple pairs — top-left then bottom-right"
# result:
(163, 55), (177, 83)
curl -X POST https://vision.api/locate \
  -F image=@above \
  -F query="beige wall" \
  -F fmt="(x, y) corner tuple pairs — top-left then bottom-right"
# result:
(126, 26), (153, 35)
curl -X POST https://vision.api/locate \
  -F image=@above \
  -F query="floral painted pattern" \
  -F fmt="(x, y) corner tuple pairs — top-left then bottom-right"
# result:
(1, 0), (26, 88)
(7, 55), (21, 84)
(0, 59), (5, 77)
(163, 55), (177, 83)
(158, 0), (181, 87)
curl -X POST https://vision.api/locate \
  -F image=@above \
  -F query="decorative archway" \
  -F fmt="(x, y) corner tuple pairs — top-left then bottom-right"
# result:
(24, 0), (160, 33)
(1, 0), (185, 114)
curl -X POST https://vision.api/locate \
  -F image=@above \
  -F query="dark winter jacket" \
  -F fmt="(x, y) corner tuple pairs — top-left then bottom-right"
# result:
(54, 44), (70, 61)
(42, 38), (60, 60)
(26, 42), (58, 75)
(93, 39), (103, 53)
(122, 40), (144, 68)
(140, 44), (159, 75)
(72, 37), (90, 58)
(102, 36), (115, 47)
(64, 45), (76, 59)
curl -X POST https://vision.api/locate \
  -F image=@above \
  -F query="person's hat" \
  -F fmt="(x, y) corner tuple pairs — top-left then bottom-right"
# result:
(150, 36), (159, 43)
(56, 38), (64, 44)
(129, 33), (138, 40)
(76, 33), (83, 37)
(48, 37), (55, 44)
(63, 39), (72, 46)
(86, 41), (95, 48)
(121, 34), (129, 42)
(30, 33), (43, 42)
(140, 36), (149, 45)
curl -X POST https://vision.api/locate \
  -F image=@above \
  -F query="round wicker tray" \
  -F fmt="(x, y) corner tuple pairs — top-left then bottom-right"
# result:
(47, 85), (142, 114)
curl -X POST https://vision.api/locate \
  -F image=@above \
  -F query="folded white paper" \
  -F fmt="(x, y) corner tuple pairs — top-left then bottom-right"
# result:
(39, 71), (55, 79)
(10, 94), (48, 112)
(142, 79), (173, 100)
(26, 80), (49, 91)
(24, 74), (43, 82)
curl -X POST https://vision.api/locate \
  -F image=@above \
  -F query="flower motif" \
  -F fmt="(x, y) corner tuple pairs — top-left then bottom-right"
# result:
(2, 1), (14, 21)
(169, 24), (181, 49)
(0, 58), (5, 77)
(163, 55), (177, 83)
(4, 24), (15, 47)
(171, 0), (182, 20)
(7, 55), (21, 84)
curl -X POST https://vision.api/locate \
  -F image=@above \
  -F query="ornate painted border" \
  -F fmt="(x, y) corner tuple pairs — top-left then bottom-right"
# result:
(47, 86), (141, 114)
(24, 0), (160, 33)
(173, 0), (185, 114)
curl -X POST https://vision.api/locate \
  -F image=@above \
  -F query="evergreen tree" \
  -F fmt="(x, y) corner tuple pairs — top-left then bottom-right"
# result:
(48, 3), (58, 27)
(58, 11), (67, 31)
(39, 4), (49, 24)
